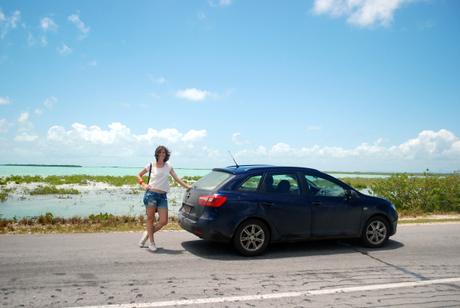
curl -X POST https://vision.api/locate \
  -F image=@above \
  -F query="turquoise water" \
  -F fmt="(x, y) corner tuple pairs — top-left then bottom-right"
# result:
(0, 165), (212, 177)
(0, 187), (187, 219)
(0, 165), (388, 219)
(0, 165), (389, 178)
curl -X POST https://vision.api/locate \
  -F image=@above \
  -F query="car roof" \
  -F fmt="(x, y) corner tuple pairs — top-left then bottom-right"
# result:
(213, 165), (320, 175)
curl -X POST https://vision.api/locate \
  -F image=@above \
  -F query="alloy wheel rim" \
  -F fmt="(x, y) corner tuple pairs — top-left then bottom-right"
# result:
(240, 224), (265, 252)
(366, 220), (387, 245)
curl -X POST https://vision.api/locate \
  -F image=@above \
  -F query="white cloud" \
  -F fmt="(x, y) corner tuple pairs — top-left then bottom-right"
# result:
(234, 129), (460, 171)
(5, 125), (460, 171)
(68, 122), (132, 144)
(312, 0), (408, 27)
(182, 129), (207, 142)
(68, 13), (90, 38)
(47, 123), (208, 146)
(209, 0), (232, 7)
(0, 119), (8, 133)
(57, 43), (72, 56)
(43, 96), (57, 109)
(15, 132), (38, 142)
(17, 111), (34, 132)
(40, 123), (211, 166)
(0, 9), (20, 39)
(35, 97), (57, 115)
(395, 129), (459, 159)
(40, 17), (57, 32)
(219, 0), (232, 6)
(0, 96), (11, 105)
(136, 128), (182, 143)
(176, 88), (212, 101)
(271, 142), (292, 154)
(232, 132), (249, 145)
(46, 125), (66, 142)
(17, 112), (29, 124)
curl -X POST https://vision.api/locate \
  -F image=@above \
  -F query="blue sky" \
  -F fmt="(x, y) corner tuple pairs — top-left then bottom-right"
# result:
(1, 0), (459, 172)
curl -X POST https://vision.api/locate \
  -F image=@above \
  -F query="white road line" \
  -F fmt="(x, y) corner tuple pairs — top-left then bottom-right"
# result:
(70, 277), (460, 308)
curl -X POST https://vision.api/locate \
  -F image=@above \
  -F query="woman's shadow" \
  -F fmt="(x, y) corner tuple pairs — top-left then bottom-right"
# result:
(148, 247), (185, 255)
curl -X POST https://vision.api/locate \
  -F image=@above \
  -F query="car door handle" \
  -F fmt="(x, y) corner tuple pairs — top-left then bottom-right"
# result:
(260, 201), (274, 207)
(312, 201), (322, 206)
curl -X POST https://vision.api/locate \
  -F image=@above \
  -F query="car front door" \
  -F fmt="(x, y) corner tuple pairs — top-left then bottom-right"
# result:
(259, 173), (311, 239)
(304, 173), (363, 237)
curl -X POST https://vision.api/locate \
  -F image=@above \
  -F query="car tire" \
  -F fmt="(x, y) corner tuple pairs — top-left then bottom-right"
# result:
(233, 219), (270, 256)
(362, 216), (390, 248)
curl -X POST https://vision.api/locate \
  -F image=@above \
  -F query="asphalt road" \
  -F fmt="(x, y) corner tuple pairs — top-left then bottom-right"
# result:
(1, 223), (460, 308)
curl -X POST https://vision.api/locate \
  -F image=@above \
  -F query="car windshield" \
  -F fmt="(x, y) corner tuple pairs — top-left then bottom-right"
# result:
(193, 171), (233, 190)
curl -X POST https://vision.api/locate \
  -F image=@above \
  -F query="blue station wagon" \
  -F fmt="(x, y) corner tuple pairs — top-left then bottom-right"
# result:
(178, 165), (398, 256)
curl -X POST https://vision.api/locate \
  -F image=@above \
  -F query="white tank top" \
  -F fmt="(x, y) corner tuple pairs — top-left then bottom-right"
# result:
(145, 162), (172, 193)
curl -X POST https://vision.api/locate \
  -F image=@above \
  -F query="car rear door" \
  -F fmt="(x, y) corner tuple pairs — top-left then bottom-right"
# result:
(303, 173), (363, 237)
(258, 172), (311, 239)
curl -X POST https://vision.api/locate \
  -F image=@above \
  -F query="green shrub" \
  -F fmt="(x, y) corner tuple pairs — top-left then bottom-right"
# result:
(370, 173), (460, 215)
(30, 185), (80, 195)
(0, 174), (204, 188)
(340, 177), (383, 190)
(37, 212), (54, 225)
(0, 187), (12, 202)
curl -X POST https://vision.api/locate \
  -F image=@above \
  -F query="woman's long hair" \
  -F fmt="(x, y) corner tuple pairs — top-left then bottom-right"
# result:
(155, 145), (171, 162)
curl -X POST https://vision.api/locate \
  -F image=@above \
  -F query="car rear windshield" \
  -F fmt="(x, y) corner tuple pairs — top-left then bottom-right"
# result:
(193, 171), (233, 190)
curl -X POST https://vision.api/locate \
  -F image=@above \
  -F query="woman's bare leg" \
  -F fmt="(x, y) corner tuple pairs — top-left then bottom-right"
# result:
(154, 208), (168, 233)
(146, 206), (156, 243)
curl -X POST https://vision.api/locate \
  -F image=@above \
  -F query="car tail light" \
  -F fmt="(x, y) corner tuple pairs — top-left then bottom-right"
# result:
(198, 194), (227, 207)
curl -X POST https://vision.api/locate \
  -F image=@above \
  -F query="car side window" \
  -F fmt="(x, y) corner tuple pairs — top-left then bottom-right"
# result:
(304, 175), (346, 197)
(262, 173), (300, 195)
(238, 175), (262, 192)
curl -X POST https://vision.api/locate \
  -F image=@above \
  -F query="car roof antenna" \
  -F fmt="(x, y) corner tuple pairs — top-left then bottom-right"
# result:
(228, 151), (239, 168)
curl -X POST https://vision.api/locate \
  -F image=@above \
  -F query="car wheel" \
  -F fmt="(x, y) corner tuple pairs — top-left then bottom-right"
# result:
(362, 216), (389, 248)
(233, 219), (270, 256)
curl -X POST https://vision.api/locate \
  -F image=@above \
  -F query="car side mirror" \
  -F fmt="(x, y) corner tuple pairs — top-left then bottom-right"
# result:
(345, 189), (358, 201)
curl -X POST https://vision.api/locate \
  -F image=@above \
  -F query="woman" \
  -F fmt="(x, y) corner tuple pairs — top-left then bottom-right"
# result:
(136, 145), (191, 252)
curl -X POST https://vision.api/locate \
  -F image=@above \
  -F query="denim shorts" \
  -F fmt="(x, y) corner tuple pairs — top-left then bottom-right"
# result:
(143, 191), (168, 209)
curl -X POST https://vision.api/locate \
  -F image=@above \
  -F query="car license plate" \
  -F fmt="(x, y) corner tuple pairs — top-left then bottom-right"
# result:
(182, 204), (193, 214)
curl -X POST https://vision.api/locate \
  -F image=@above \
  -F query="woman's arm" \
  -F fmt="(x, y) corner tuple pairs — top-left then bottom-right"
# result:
(170, 168), (192, 190)
(136, 168), (149, 190)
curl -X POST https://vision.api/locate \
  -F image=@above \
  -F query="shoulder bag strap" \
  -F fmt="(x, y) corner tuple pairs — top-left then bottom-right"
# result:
(147, 163), (152, 184)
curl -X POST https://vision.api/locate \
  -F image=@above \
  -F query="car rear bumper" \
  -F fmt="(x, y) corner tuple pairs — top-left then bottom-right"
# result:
(178, 212), (231, 242)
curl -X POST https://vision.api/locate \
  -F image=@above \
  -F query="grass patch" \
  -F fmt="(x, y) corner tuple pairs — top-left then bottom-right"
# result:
(340, 177), (384, 190)
(30, 185), (80, 195)
(0, 187), (13, 202)
(399, 218), (460, 224)
(170, 175), (202, 187)
(1, 212), (460, 234)
(0, 213), (181, 234)
(0, 174), (204, 187)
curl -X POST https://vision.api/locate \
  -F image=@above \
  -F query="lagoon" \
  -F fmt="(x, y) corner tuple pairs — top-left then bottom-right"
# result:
(0, 165), (212, 177)
(0, 165), (392, 220)
(0, 165), (391, 178)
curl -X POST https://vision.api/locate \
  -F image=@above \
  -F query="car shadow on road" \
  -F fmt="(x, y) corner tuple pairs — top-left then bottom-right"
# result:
(181, 238), (404, 260)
